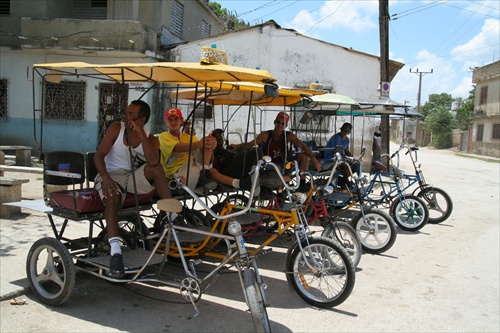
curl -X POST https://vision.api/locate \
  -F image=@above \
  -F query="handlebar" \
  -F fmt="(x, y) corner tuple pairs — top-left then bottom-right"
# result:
(168, 157), (301, 219)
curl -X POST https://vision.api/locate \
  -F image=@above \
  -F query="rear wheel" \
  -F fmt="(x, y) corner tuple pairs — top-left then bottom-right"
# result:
(286, 237), (355, 308)
(416, 186), (453, 223)
(351, 208), (397, 254)
(26, 237), (76, 306)
(321, 221), (361, 268)
(390, 195), (429, 231)
(242, 268), (271, 333)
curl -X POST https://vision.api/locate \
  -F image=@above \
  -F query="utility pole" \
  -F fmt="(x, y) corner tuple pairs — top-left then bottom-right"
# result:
(379, 0), (390, 166)
(410, 68), (433, 146)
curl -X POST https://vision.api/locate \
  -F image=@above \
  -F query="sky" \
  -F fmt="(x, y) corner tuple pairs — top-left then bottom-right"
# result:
(217, 0), (500, 106)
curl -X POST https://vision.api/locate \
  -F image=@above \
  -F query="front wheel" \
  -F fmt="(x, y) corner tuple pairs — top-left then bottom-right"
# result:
(286, 237), (355, 308)
(390, 195), (429, 231)
(416, 187), (453, 224)
(26, 237), (76, 306)
(242, 268), (271, 333)
(321, 221), (362, 268)
(351, 208), (397, 254)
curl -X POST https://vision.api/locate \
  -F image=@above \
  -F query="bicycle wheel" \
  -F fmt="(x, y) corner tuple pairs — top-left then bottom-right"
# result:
(416, 186), (453, 224)
(351, 208), (397, 254)
(321, 221), (362, 268)
(286, 237), (355, 308)
(242, 268), (271, 333)
(390, 194), (429, 231)
(26, 237), (76, 306)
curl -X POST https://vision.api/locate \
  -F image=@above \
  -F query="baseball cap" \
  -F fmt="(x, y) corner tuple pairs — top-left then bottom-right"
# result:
(276, 111), (290, 123)
(165, 108), (183, 120)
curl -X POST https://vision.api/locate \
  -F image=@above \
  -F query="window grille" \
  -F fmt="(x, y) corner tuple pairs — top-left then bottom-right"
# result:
(202, 20), (211, 37)
(0, 0), (10, 15)
(45, 81), (86, 121)
(171, 1), (184, 38)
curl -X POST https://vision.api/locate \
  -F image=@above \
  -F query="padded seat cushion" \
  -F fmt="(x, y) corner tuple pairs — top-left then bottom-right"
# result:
(48, 188), (154, 213)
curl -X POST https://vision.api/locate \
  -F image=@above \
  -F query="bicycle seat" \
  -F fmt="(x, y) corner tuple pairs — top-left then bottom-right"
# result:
(372, 160), (387, 172)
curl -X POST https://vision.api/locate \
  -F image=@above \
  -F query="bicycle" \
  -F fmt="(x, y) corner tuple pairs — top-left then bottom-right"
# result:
(361, 150), (430, 232)
(26, 153), (271, 332)
(317, 150), (398, 254)
(209, 158), (356, 308)
(389, 144), (453, 223)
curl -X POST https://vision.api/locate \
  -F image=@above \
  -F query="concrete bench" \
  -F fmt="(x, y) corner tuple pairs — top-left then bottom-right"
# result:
(0, 177), (30, 218)
(0, 146), (33, 167)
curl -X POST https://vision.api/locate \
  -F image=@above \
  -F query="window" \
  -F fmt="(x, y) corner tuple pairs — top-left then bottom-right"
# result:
(291, 108), (331, 133)
(44, 81), (86, 121)
(73, 0), (107, 19)
(493, 124), (500, 140)
(476, 124), (484, 142)
(0, 79), (7, 118)
(0, 0), (10, 15)
(171, 1), (184, 38)
(201, 20), (211, 37)
(479, 86), (488, 105)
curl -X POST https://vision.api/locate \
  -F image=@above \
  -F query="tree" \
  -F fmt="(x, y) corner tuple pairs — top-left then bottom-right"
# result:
(205, 1), (249, 32)
(424, 106), (454, 148)
(420, 93), (453, 119)
(455, 88), (475, 130)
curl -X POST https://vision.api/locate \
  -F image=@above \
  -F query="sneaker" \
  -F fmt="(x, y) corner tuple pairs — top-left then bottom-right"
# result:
(259, 187), (276, 200)
(258, 171), (282, 188)
(196, 169), (217, 191)
(109, 254), (125, 278)
(239, 176), (261, 196)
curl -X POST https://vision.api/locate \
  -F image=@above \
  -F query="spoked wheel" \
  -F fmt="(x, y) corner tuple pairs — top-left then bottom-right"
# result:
(351, 208), (397, 254)
(286, 237), (355, 308)
(390, 195), (429, 231)
(321, 221), (362, 268)
(242, 268), (271, 333)
(26, 237), (76, 306)
(416, 186), (453, 224)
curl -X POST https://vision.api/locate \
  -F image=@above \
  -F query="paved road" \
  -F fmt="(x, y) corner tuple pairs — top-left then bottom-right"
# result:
(1, 146), (499, 332)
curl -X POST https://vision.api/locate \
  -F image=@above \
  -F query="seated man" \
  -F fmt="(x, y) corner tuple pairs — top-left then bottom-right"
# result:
(158, 108), (266, 194)
(324, 122), (358, 186)
(94, 100), (172, 278)
(230, 112), (321, 191)
(212, 128), (262, 179)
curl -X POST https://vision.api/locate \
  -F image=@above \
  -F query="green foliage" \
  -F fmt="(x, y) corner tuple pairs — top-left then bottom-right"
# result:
(424, 106), (454, 148)
(421, 93), (453, 119)
(455, 88), (475, 130)
(205, 1), (250, 32)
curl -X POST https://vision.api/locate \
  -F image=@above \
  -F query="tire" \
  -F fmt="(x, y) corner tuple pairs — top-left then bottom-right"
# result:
(390, 195), (429, 231)
(351, 208), (397, 254)
(286, 237), (355, 308)
(26, 237), (76, 306)
(416, 187), (453, 224)
(242, 268), (271, 333)
(321, 221), (362, 268)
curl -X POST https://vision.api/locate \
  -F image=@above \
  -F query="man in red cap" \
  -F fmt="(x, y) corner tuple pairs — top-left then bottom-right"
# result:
(231, 111), (321, 191)
(159, 108), (260, 193)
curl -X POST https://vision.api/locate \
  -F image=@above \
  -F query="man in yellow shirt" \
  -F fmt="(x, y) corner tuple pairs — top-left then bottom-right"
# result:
(159, 108), (274, 193)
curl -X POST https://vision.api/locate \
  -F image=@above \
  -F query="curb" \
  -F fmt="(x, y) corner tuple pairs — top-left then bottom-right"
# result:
(0, 286), (30, 302)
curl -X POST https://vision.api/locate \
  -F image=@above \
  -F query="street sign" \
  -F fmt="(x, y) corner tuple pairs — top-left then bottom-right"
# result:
(381, 81), (390, 98)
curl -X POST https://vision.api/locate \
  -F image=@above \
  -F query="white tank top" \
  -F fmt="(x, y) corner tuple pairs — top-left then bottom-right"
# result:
(105, 122), (149, 172)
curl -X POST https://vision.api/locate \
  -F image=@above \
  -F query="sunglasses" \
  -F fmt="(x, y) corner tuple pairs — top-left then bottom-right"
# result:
(275, 120), (288, 126)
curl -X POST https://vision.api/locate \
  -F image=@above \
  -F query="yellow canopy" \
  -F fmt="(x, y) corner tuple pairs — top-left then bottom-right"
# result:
(33, 61), (276, 84)
(173, 81), (310, 106)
